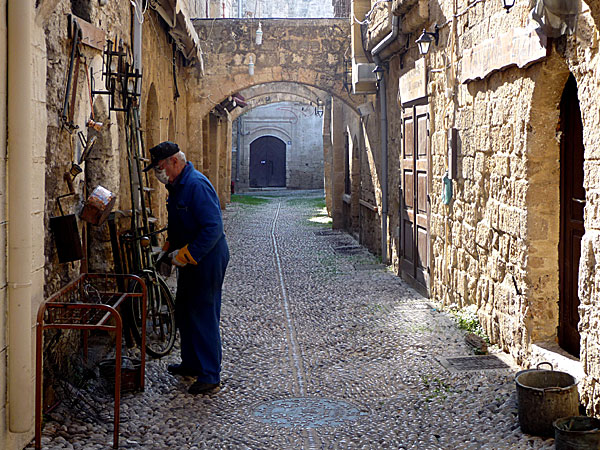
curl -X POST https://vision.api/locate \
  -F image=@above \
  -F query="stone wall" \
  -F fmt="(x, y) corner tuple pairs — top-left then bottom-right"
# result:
(233, 102), (324, 191)
(341, 0), (600, 414)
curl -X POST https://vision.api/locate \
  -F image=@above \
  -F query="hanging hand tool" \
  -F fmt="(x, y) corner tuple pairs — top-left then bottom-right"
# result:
(61, 21), (82, 133)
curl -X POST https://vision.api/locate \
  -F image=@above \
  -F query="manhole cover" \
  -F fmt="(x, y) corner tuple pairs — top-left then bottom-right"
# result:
(353, 264), (385, 271)
(438, 355), (510, 372)
(253, 398), (364, 428)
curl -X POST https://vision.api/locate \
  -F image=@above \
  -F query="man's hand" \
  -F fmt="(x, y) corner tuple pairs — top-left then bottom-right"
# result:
(170, 249), (188, 267)
(169, 245), (198, 267)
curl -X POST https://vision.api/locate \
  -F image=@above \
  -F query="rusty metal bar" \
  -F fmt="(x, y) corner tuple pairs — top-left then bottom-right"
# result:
(35, 273), (146, 450)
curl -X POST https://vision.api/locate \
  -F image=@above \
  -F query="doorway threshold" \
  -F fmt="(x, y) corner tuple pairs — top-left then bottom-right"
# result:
(530, 341), (584, 382)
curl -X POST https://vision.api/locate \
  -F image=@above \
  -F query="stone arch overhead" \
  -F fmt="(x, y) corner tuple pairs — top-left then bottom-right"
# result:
(247, 126), (292, 145)
(191, 18), (360, 119)
(231, 82), (332, 120)
(231, 95), (320, 121)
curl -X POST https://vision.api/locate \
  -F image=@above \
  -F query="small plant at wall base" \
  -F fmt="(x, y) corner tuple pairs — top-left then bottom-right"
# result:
(447, 304), (490, 354)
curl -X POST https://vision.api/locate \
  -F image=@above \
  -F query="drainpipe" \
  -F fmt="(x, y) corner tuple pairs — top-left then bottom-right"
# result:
(371, 15), (398, 265)
(8, 0), (33, 433)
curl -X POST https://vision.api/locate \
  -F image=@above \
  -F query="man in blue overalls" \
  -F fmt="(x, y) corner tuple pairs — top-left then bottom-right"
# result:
(143, 141), (229, 395)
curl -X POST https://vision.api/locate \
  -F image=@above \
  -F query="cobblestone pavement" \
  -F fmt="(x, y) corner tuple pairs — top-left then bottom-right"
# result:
(33, 190), (555, 450)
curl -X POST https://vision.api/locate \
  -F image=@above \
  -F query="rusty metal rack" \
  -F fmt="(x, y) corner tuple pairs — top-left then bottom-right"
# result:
(35, 273), (147, 450)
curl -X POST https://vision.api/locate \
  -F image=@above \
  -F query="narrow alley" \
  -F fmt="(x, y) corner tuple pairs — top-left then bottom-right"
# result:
(33, 191), (553, 450)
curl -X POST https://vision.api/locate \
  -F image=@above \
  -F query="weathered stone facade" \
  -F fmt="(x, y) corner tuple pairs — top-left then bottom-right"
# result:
(0, 1), (210, 448)
(233, 102), (324, 190)
(337, 0), (600, 415)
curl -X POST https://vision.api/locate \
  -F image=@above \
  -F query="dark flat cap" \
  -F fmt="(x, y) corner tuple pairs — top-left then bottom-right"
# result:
(143, 141), (179, 172)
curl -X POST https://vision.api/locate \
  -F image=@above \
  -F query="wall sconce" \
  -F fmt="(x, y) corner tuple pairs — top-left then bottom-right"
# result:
(255, 22), (263, 45)
(372, 65), (385, 82)
(315, 98), (324, 117)
(416, 25), (439, 55)
(248, 56), (254, 76)
(503, 0), (515, 11)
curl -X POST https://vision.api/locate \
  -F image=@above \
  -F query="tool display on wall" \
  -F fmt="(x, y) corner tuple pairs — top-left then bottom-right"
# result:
(90, 37), (176, 358)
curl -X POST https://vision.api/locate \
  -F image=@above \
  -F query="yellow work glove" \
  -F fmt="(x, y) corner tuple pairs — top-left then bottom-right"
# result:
(170, 245), (197, 267)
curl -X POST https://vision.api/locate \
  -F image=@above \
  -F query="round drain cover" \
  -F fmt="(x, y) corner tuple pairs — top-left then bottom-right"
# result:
(253, 397), (363, 428)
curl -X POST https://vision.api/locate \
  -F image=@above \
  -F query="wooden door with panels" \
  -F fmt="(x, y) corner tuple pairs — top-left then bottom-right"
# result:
(400, 103), (430, 293)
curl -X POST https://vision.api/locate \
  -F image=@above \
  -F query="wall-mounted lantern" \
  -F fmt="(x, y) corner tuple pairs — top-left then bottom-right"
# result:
(372, 65), (385, 82)
(415, 25), (439, 55)
(315, 98), (324, 117)
(255, 22), (263, 45)
(248, 56), (254, 76)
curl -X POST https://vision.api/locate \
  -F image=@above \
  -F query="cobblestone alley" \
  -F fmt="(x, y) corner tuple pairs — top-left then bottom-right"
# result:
(33, 190), (555, 450)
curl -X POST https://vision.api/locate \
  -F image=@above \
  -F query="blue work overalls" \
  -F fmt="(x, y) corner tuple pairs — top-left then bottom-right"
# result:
(167, 162), (229, 384)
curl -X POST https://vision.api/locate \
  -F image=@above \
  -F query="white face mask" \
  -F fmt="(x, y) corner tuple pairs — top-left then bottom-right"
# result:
(155, 168), (169, 184)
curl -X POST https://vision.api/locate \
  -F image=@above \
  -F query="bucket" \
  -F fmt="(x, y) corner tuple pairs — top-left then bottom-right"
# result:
(98, 357), (142, 393)
(554, 416), (600, 450)
(80, 185), (116, 226)
(516, 366), (579, 437)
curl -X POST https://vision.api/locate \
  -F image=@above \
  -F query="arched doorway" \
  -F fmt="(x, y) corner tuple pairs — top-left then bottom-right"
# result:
(249, 136), (286, 187)
(558, 74), (585, 357)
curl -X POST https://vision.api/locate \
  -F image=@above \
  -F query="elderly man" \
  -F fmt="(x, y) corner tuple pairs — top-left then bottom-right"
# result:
(143, 141), (229, 395)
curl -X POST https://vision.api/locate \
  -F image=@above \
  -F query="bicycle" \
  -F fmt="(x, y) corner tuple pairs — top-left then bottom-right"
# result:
(108, 222), (177, 358)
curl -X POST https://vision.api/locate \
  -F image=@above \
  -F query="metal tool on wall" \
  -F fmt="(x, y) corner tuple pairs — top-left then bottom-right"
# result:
(61, 21), (82, 134)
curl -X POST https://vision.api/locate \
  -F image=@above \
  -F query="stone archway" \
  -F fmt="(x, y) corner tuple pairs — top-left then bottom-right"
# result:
(524, 52), (571, 354)
(191, 18), (358, 120)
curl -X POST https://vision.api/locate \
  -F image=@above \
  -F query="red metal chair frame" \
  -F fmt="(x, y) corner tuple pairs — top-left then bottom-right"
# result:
(35, 273), (147, 449)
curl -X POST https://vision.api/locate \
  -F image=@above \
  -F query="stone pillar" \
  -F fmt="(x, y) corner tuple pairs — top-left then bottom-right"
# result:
(202, 115), (209, 173)
(323, 97), (333, 216)
(207, 113), (220, 196)
(331, 97), (345, 228)
(223, 113), (233, 205)
(186, 101), (204, 171)
(217, 113), (232, 208)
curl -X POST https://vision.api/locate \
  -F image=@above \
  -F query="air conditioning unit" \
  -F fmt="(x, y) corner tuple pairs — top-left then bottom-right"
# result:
(352, 61), (378, 95)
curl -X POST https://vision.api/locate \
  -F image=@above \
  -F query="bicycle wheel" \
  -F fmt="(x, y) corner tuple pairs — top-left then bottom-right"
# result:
(129, 270), (176, 358)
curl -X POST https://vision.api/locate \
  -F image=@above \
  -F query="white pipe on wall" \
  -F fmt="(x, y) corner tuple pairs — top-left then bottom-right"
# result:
(7, 0), (34, 433)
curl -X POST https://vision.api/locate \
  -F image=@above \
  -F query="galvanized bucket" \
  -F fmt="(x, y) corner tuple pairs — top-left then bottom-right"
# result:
(554, 416), (600, 450)
(515, 363), (579, 437)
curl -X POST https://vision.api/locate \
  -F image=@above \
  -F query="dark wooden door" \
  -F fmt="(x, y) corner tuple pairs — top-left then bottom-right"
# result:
(400, 104), (430, 291)
(559, 74), (585, 357)
(249, 136), (286, 187)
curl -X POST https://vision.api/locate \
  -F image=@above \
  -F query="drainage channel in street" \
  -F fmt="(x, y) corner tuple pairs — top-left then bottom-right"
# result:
(264, 201), (367, 448)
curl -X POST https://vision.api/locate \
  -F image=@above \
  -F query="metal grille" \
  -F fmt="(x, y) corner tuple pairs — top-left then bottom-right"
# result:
(439, 355), (510, 372)
(333, 245), (362, 255)
(353, 264), (385, 271)
(313, 230), (341, 236)
(252, 398), (364, 428)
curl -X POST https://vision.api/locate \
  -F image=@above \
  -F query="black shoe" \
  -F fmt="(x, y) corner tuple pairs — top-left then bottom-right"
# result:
(188, 380), (220, 395)
(167, 364), (199, 377)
